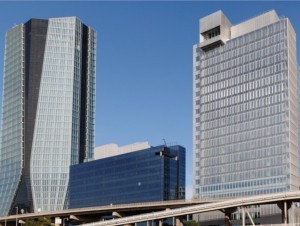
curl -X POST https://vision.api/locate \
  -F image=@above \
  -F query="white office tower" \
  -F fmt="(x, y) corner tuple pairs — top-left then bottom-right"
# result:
(193, 10), (300, 224)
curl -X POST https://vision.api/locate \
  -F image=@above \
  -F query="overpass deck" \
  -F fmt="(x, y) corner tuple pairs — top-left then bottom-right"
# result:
(81, 191), (300, 226)
(0, 199), (211, 224)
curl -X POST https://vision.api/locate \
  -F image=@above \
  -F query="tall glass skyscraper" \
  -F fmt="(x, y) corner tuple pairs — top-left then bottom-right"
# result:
(0, 17), (96, 216)
(193, 10), (299, 200)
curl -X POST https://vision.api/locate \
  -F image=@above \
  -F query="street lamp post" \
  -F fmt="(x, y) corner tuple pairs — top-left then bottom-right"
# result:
(15, 207), (18, 226)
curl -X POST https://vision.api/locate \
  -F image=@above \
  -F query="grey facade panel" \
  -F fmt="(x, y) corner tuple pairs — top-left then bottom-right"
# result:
(79, 24), (88, 163)
(193, 10), (299, 200)
(11, 19), (49, 214)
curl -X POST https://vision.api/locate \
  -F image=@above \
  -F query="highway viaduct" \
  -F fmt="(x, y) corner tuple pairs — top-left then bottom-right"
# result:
(0, 199), (209, 226)
(81, 191), (300, 226)
(1, 191), (300, 226)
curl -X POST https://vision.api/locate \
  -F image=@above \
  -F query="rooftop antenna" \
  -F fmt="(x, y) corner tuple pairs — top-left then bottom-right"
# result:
(162, 139), (166, 146)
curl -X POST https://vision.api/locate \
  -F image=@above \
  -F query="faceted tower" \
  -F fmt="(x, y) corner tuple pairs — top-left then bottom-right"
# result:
(0, 17), (96, 216)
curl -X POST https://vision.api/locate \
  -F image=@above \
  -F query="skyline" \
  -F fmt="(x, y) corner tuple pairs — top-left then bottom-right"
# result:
(1, 2), (300, 199)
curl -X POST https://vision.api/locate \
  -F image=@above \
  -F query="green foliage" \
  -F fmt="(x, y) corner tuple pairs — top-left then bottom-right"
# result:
(25, 217), (51, 226)
(186, 220), (200, 226)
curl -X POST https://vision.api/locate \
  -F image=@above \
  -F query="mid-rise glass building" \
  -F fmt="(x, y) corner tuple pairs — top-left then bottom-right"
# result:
(69, 145), (185, 208)
(193, 10), (299, 199)
(0, 17), (96, 216)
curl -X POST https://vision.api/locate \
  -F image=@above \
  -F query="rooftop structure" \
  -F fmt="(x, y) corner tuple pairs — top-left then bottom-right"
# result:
(93, 142), (150, 159)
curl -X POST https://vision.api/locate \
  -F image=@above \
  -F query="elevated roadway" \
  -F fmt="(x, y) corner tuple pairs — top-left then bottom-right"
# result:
(0, 199), (212, 225)
(81, 191), (300, 226)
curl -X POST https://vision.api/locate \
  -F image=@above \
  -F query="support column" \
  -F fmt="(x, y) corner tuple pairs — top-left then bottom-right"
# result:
(225, 212), (231, 226)
(284, 201), (287, 225)
(175, 217), (183, 226)
(220, 207), (237, 226)
(277, 201), (292, 225)
(159, 219), (163, 226)
(241, 206), (245, 226)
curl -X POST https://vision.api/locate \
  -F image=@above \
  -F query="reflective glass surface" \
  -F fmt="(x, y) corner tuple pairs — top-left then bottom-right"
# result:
(0, 17), (96, 216)
(30, 17), (96, 212)
(0, 25), (24, 216)
(69, 145), (185, 208)
(193, 19), (299, 199)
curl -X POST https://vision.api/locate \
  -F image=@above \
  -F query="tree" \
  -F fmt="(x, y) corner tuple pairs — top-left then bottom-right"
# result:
(186, 220), (200, 226)
(25, 217), (51, 226)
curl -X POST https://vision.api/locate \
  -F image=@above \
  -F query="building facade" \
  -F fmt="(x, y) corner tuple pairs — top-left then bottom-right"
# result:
(193, 9), (299, 224)
(69, 144), (185, 208)
(193, 10), (298, 200)
(0, 17), (96, 216)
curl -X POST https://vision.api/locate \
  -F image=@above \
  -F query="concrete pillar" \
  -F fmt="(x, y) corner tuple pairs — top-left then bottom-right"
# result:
(222, 207), (237, 226)
(225, 211), (231, 226)
(241, 206), (245, 226)
(158, 219), (163, 226)
(278, 201), (292, 224)
(175, 217), (183, 226)
(284, 201), (287, 225)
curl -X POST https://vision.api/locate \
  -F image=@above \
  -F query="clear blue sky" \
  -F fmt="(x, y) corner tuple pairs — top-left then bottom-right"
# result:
(0, 1), (300, 198)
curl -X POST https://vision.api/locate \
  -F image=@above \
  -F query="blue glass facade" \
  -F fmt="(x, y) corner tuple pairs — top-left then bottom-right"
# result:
(69, 145), (185, 208)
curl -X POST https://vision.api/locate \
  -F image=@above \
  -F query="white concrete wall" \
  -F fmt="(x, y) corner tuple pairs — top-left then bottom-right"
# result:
(231, 10), (279, 39)
(94, 141), (150, 159)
